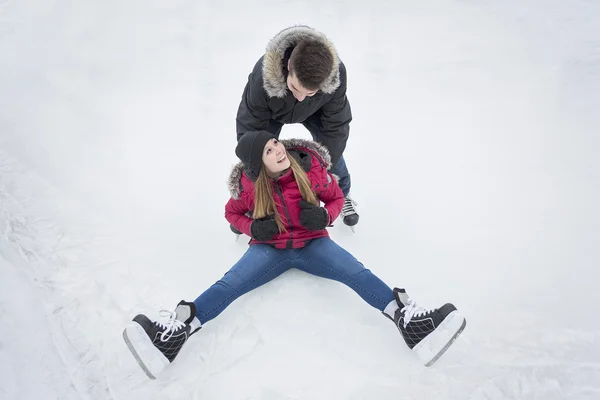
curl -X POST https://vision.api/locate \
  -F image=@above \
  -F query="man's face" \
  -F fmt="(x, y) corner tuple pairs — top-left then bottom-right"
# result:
(287, 62), (318, 102)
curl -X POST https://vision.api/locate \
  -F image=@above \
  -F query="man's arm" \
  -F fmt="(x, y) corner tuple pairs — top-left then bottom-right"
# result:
(318, 62), (353, 166)
(236, 57), (271, 140)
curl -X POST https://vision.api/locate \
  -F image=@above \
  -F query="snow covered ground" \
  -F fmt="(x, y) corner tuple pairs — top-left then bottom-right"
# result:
(1, 0), (599, 398)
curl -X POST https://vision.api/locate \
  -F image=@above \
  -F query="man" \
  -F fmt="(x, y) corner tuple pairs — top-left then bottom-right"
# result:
(236, 25), (359, 227)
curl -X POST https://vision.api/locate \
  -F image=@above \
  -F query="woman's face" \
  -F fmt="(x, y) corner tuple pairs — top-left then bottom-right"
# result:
(262, 138), (291, 176)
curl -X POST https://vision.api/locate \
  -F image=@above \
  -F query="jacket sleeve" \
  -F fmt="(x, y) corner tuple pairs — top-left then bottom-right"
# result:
(236, 57), (271, 140)
(318, 173), (345, 224)
(225, 197), (254, 236)
(318, 62), (353, 167)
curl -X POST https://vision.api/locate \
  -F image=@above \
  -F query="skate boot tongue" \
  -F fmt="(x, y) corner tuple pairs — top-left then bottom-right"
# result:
(393, 288), (431, 328)
(174, 301), (196, 324)
(399, 299), (430, 328)
(157, 310), (186, 341)
(393, 288), (411, 307)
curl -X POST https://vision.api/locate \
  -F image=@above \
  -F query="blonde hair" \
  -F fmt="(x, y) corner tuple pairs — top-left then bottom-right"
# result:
(253, 153), (319, 232)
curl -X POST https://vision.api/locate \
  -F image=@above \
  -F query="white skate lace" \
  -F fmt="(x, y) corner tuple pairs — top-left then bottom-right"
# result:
(400, 299), (431, 328)
(156, 310), (186, 342)
(341, 196), (357, 217)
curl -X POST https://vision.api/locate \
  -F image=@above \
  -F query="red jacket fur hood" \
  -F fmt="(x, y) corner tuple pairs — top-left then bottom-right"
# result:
(225, 139), (344, 249)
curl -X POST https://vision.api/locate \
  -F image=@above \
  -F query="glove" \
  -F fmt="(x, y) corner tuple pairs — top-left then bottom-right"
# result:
(250, 216), (279, 241)
(298, 200), (329, 231)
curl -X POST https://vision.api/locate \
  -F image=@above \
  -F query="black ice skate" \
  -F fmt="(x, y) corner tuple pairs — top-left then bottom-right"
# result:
(388, 288), (466, 366)
(341, 195), (359, 230)
(123, 301), (201, 379)
(230, 223), (242, 235)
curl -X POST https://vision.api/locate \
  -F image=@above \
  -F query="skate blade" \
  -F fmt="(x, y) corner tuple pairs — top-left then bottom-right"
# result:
(123, 322), (169, 379)
(413, 310), (466, 367)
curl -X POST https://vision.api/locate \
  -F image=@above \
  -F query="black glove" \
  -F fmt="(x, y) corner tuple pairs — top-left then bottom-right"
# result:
(298, 200), (329, 231)
(250, 216), (279, 241)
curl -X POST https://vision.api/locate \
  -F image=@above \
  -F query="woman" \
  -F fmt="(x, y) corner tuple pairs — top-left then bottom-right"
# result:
(123, 131), (466, 379)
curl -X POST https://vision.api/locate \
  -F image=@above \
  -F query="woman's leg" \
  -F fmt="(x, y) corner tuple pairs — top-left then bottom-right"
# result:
(296, 237), (395, 311)
(194, 244), (293, 324)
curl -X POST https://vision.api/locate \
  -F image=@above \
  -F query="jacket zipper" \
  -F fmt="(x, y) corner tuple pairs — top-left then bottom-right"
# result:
(274, 181), (294, 249)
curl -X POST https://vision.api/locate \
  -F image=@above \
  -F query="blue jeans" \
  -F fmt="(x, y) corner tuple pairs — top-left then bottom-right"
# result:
(329, 155), (351, 197)
(193, 238), (394, 324)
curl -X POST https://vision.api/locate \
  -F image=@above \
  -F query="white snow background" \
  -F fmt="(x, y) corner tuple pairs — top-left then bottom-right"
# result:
(1, 0), (599, 399)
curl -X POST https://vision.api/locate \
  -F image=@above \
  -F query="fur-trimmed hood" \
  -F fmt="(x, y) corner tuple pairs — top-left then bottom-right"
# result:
(262, 26), (341, 98)
(228, 138), (332, 199)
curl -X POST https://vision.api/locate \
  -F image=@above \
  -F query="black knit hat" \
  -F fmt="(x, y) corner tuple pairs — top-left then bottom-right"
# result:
(235, 131), (277, 177)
